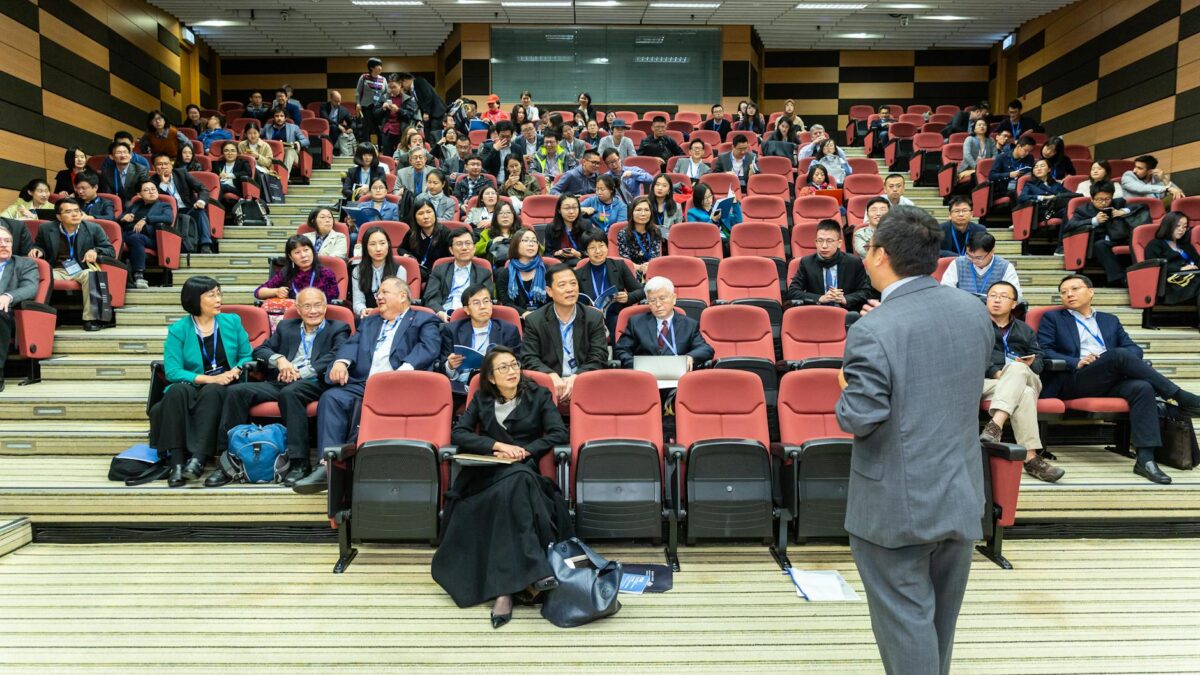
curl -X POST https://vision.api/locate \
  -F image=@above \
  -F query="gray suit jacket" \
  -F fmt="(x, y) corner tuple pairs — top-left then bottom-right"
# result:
(396, 166), (435, 195)
(0, 256), (40, 306)
(835, 275), (993, 547)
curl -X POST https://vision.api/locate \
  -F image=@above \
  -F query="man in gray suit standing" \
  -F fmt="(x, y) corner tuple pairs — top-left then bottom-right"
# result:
(836, 205), (993, 675)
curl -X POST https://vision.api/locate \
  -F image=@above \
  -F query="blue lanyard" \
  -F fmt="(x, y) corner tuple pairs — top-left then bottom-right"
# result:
(114, 167), (123, 193)
(376, 317), (399, 345)
(447, 265), (471, 306)
(473, 324), (492, 351)
(658, 319), (678, 355)
(590, 263), (610, 297)
(1073, 316), (1106, 349)
(564, 226), (579, 251)
(596, 200), (613, 225)
(560, 318), (574, 358)
(193, 318), (220, 371)
(299, 320), (326, 362)
(60, 226), (78, 260)
(971, 262), (995, 295)
(951, 229), (968, 256)
(1000, 325), (1016, 358)
(418, 233), (435, 267)
(1178, 247), (1194, 264)
(633, 229), (655, 261)
(291, 270), (316, 296)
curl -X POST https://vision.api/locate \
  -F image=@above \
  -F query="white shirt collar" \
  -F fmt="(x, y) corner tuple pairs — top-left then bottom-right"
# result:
(880, 276), (921, 302)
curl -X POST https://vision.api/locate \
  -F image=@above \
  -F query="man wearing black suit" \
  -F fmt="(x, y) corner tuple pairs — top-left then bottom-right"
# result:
(304, 277), (441, 491)
(0, 226), (41, 390)
(711, 134), (760, 190)
(576, 229), (645, 337)
(786, 220), (874, 312)
(440, 284), (522, 388)
(1038, 275), (1200, 484)
(1063, 181), (1146, 286)
(511, 120), (541, 160)
(424, 228), (495, 320)
(700, 104), (732, 138)
(941, 102), (989, 140)
(210, 287), (351, 487)
(520, 264), (609, 402)
(995, 99), (1042, 140)
(34, 199), (116, 330)
(398, 72), (448, 140)
(478, 121), (516, 181)
(98, 141), (150, 209)
(319, 90), (352, 152)
(151, 153), (214, 254)
(614, 276), (713, 369)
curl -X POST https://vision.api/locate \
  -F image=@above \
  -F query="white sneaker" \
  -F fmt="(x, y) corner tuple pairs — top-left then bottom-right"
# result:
(134, 277), (150, 289)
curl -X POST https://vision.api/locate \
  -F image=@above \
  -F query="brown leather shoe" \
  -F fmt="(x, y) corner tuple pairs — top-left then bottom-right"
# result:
(979, 420), (1003, 444)
(1024, 455), (1065, 483)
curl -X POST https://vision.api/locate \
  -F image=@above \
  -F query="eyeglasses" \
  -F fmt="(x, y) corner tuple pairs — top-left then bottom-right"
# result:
(645, 295), (673, 305)
(493, 361), (521, 374)
(468, 297), (492, 308)
(298, 303), (326, 312)
(814, 238), (840, 246)
(451, 240), (474, 248)
(950, 208), (972, 215)
(967, 252), (991, 263)
(985, 292), (1014, 301)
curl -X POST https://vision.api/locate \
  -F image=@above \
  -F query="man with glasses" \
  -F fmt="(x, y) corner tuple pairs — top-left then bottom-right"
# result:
(33, 198), (116, 331)
(440, 284), (522, 392)
(0, 227), (40, 391)
(940, 232), (1022, 301)
(599, 148), (654, 203)
(210, 287), (351, 488)
(939, 196), (987, 258)
(614, 276), (712, 370)
(1064, 181), (1144, 286)
(787, 219), (874, 312)
(550, 147), (601, 197)
(304, 277), (441, 492)
(424, 229), (494, 321)
(978, 280), (1063, 482)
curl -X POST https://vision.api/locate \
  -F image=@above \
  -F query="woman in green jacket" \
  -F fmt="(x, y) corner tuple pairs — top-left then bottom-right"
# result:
(151, 276), (254, 487)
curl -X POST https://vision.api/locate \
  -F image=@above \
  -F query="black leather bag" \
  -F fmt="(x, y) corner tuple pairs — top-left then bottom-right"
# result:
(540, 538), (622, 628)
(86, 266), (114, 323)
(1157, 402), (1200, 470)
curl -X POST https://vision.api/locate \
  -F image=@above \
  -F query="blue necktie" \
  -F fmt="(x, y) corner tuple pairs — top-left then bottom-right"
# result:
(825, 267), (834, 292)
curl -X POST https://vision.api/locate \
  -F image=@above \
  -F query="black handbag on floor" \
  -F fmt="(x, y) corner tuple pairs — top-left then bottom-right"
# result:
(540, 538), (622, 628)
(86, 266), (114, 323)
(1156, 402), (1199, 470)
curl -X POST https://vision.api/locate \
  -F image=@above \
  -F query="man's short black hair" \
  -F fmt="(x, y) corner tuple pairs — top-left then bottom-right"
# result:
(947, 195), (971, 210)
(546, 263), (575, 285)
(151, 152), (173, 165)
(816, 219), (842, 236)
(976, 101), (990, 111)
(542, 128), (559, 141)
(494, 120), (514, 135)
(581, 148), (600, 161)
(578, 227), (607, 251)
(396, 71), (414, 81)
(275, 88), (287, 96)
(55, 197), (81, 215)
(711, 103), (723, 112)
(865, 196), (892, 211)
(731, 133), (748, 146)
(447, 227), (473, 243)
(652, 115), (667, 125)
(1008, 99), (1023, 110)
(885, 173), (905, 184)
(73, 171), (99, 187)
(690, 139), (705, 149)
(107, 141), (130, 155)
(180, 276), (221, 316)
(460, 282), (490, 308)
(465, 153), (482, 165)
(1059, 273), (1092, 290)
(114, 131), (135, 142)
(987, 280), (1017, 298)
(601, 148), (620, 161)
(872, 205), (941, 277)
(1134, 154), (1158, 170)
(968, 231), (996, 253)
(1090, 180), (1116, 197)
(1016, 136), (1036, 148)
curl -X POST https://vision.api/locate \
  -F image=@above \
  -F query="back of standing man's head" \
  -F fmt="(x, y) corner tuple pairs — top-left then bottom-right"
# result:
(872, 205), (941, 277)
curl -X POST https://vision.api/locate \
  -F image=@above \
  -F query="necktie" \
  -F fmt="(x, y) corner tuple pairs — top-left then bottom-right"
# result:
(414, 170), (423, 195)
(657, 320), (669, 351)
(825, 267), (834, 292)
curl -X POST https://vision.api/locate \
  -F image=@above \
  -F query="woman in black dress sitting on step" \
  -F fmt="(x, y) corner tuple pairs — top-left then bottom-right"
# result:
(431, 346), (572, 629)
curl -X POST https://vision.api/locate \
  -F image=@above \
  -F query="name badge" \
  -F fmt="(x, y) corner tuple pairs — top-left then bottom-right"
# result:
(567, 357), (578, 370)
(62, 259), (83, 276)
(205, 366), (227, 376)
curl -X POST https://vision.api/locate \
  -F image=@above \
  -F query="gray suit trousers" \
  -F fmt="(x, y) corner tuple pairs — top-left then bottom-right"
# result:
(849, 534), (974, 675)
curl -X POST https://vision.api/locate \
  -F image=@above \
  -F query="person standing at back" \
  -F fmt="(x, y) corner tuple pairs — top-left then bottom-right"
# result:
(836, 205), (994, 675)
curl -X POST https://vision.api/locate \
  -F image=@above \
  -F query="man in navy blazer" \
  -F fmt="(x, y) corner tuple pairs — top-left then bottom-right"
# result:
(1038, 275), (1200, 484)
(311, 277), (441, 480)
(614, 276), (713, 369)
(440, 284), (522, 390)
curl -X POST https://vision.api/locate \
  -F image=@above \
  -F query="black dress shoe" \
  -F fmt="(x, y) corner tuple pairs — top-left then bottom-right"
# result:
(82, 321), (101, 332)
(1134, 461), (1172, 484)
(282, 463), (311, 487)
(490, 611), (512, 629)
(204, 469), (233, 488)
(0, 379), (5, 392)
(168, 464), (186, 488)
(182, 457), (205, 481)
(292, 465), (327, 494)
(200, 244), (214, 254)
(1174, 390), (1200, 417)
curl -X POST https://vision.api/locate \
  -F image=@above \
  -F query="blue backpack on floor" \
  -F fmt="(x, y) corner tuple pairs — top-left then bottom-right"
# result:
(220, 424), (289, 484)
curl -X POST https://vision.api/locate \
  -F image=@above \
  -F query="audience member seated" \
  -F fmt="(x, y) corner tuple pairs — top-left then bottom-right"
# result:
(1064, 181), (1149, 285)
(544, 194), (592, 263)
(787, 219), (874, 312)
(68, 174), (110, 224)
(1, 179), (53, 220)
(736, 102), (766, 134)
(512, 119), (541, 159)
(140, 111), (190, 160)
(520, 264), (609, 402)
(995, 98), (1042, 139)
(1018, 158), (1076, 225)
(797, 125), (843, 161)
(98, 142), (150, 209)
(941, 232), (1022, 301)
(475, 202), (520, 264)
(1039, 136), (1075, 181)
(35, 198), (116, 331)
(255, 235), (341, 303)
(854, 197), (892, 258)
(390, 145), (430, 196)
(1076, 160), (1124, 200)
(271, 87), (303, 126)
(580, 175), (626, 232)
(482, 94), (510, 126)
(597, 118), (636, 160)
(778, 99), (805, 132)
(617, 196), (664, 276)
(1121, 154), (1186, 203)
(262, 107), (310, 176)
(0, 227), (39, 391)
(1038, 274), (1200, 484)
(175, 144), (203, 173)
(426, 228), (494, 321)
(454, 154), (490, 203)
(989, 135), (1036, 202)
(343, 144), (387, 202)
(237, 122), (275, 177)
(440, 285), (522, 389)
(479, 121), (516, 179)
(768, 117), (799, 145)
(213, 142), (252, 209)
(500, 155), (542, 202)
(303, 207), (348, 260)
(881, 173), (915, 207)
(151, 153), (214, 254)
(152, 276), (254, 487)
(209, 287), (352, 488)
(647, 174), (684, 238)
(868, 105), (895, 148)
(978, 280), (1063, 482)
(421, 169), (458, 222)
(713, 134), (760, 191)
(0, 218), (38, 258)
(815, 139), (853, 186)
(559, 124), (587, 164)
(400, 198), (452, 282)
(120, 179), (174, 288)
(797, 164), (834, 198)
(351, 226), (404, 319)
(576, 228), (644, 335)
(550, 147), (601, 197)
(432, 345), (571, 628)
(465, 186), (502, 229)
(310, 277), (441, 488)
(701, 103), (732, 137)
(638, 116), (684, 164)
(244, 91), (270, 123)
(572, 91), (596, 128)
(532, 129), (575, 183)
(939, 196), (987, 258)
(180, 105), (205, 136)
(676, 139), (711, 182)
(319, 90), (352, 153)
(102, 132), (151, 173)
(942, 101), (989, 140)
(958, 119), (998, 182)
(600, 149), (654, 202)
(495, 229), (549, 317)
(391, 128), (425, 168)
(197, 114), (233, 153)
(615, 275), (713, 369)
(54, 146), (89, 195)
(1144, 213), (1200, 318)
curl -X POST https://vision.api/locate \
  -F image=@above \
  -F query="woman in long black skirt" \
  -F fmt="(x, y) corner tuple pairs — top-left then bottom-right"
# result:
(432, 346), (572, 628)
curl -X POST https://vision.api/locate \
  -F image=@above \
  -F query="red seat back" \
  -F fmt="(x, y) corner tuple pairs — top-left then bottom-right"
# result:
(359, 371), (452, 446)
(846, 157), (878, 175)
(935, 105), (961, 116)
(898, 114), (925, 126)
(675, 369), (769, 448)
(913, 132), (943, 152)
(1062, 175), (1086, 194)
(699, 304), (774, 360)
(30, 257), (52, 304)
(887, 122), (917, 140)
(645, 256), (709, 305)
(781, 306), (847, 361)
(1172, 197), (1200, 221)
(698, 172), (741, 197)
(907, 105), (931, 116)
(569, 368), (662, 471)
(521, 195), (559, 224)
(729, 221), (785, 259)
(843, 173), (885, 201)
(740, 195), (786, 224)
(846, 195), (871, 226)
(778, 369), (851, 443)
(792, 195), (840, 227)
(1024, 305), (1061, 332)
(667, 222), (723, 259)
(933, 256), (955, 282)
(746, 173), (789, 200)
(716, 256), (781, 303)
(848, 105), (874, 121)
(756, 157), (793, 178)
(318, 256), (348, 300)
(223, 305), (271, 348)
(623, 156), (663, 175)
(689, 129), (721, 147)
(1130, 224), (1158, 263)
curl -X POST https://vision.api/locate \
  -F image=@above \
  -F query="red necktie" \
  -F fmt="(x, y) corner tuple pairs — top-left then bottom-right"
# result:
(657, 320), (669, 351)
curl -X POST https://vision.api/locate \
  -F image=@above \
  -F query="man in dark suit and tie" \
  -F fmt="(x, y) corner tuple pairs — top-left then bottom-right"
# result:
(210, 287), (352, 488)
(305, 277), (441, 491)
(424, 229), (495, 321)
(1037, 274), (1200, 484)
(836, 206), (994, 675)
(440, 284), (522, 390)
(614, 276), (713, 369)
(520, 264), (609, 402)
(787, 219), (875, 312)
(0, 226), (42, 391)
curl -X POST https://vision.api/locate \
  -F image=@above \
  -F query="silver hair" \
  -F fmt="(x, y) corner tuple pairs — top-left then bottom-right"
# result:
(644, 276), (675, 295)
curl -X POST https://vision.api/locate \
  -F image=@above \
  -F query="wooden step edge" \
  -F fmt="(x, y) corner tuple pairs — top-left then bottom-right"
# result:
(0, 517), (32, 558)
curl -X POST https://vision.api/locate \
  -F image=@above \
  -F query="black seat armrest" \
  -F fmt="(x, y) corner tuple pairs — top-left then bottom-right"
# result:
(438, 445), (458, 462)
(1045, 359), (1069, 372)
(982, 441), (1025, 462)
(324, 442), (359, 462)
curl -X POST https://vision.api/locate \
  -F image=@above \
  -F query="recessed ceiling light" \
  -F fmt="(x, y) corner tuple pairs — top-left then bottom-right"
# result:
(917, 14), (970, 20)
(579, 0), (621, 5)
(648, 2), (721, 8)
(881, 2), (930, 7)
(456, 0), (490, 3)
(795, 3), (867, 9)
(501, 1), (571, 6)
(356, 44), (377, 49)
(351, 0), (423, 5)
(839, 32), (880, 38)
(192, 19), (246, 27)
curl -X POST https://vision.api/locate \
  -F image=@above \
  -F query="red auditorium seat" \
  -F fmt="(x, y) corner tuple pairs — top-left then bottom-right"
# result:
(740, 196), (787, 225)
(746, 174), (790, 203)
(906, 105), (931, 116)
(631, 120), (654, 135)
(699, 172), (741, 198)
(689, 129), (721, 148)
(756, 157), (793, 179)
(780, 305), (847, 369)
(327, 371), (455, 572)
(909, 132), (944, 186)
(624, 129), (647, 146)
(846, 104), (875, 146)
(699, 304), (780, 428)
(1010, 174), (1063, 254)
(846, 157), (879, 175)
(645, 255), (710, 319)
(11, 257), (56, 384)
(1062, 197), (1095, 271)
(792, 196), (840, 230)
(1125, 224), (1169, 328)
(667, 120), (693, 136)
(898, 113), (925, 126)
(938, 143), (965, 198)
(643, 110), (671, 121)
(675, 111), (702, 126)
(883, 122), (917, 172)
(672, 368), (787, 560)
(947, 132), (969, 145)
(843, 174), (885, 202)
(936, 105), (961, 116)
(928, 113), (954, 125)
(300, 118), (333, 170)
(716, 256), (783, 343)
(223, 305), (271, 348)
(1062, 174), (1087, 195)
(667, 222), (724, 295)
(624, 155), (664, 175)
(188, 171), (227, 243)
(933, 256), (956, 282)
(1172, 196), (1200, 221)
(971, 158), (1010, 222)
(520, 194), (559, 225)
